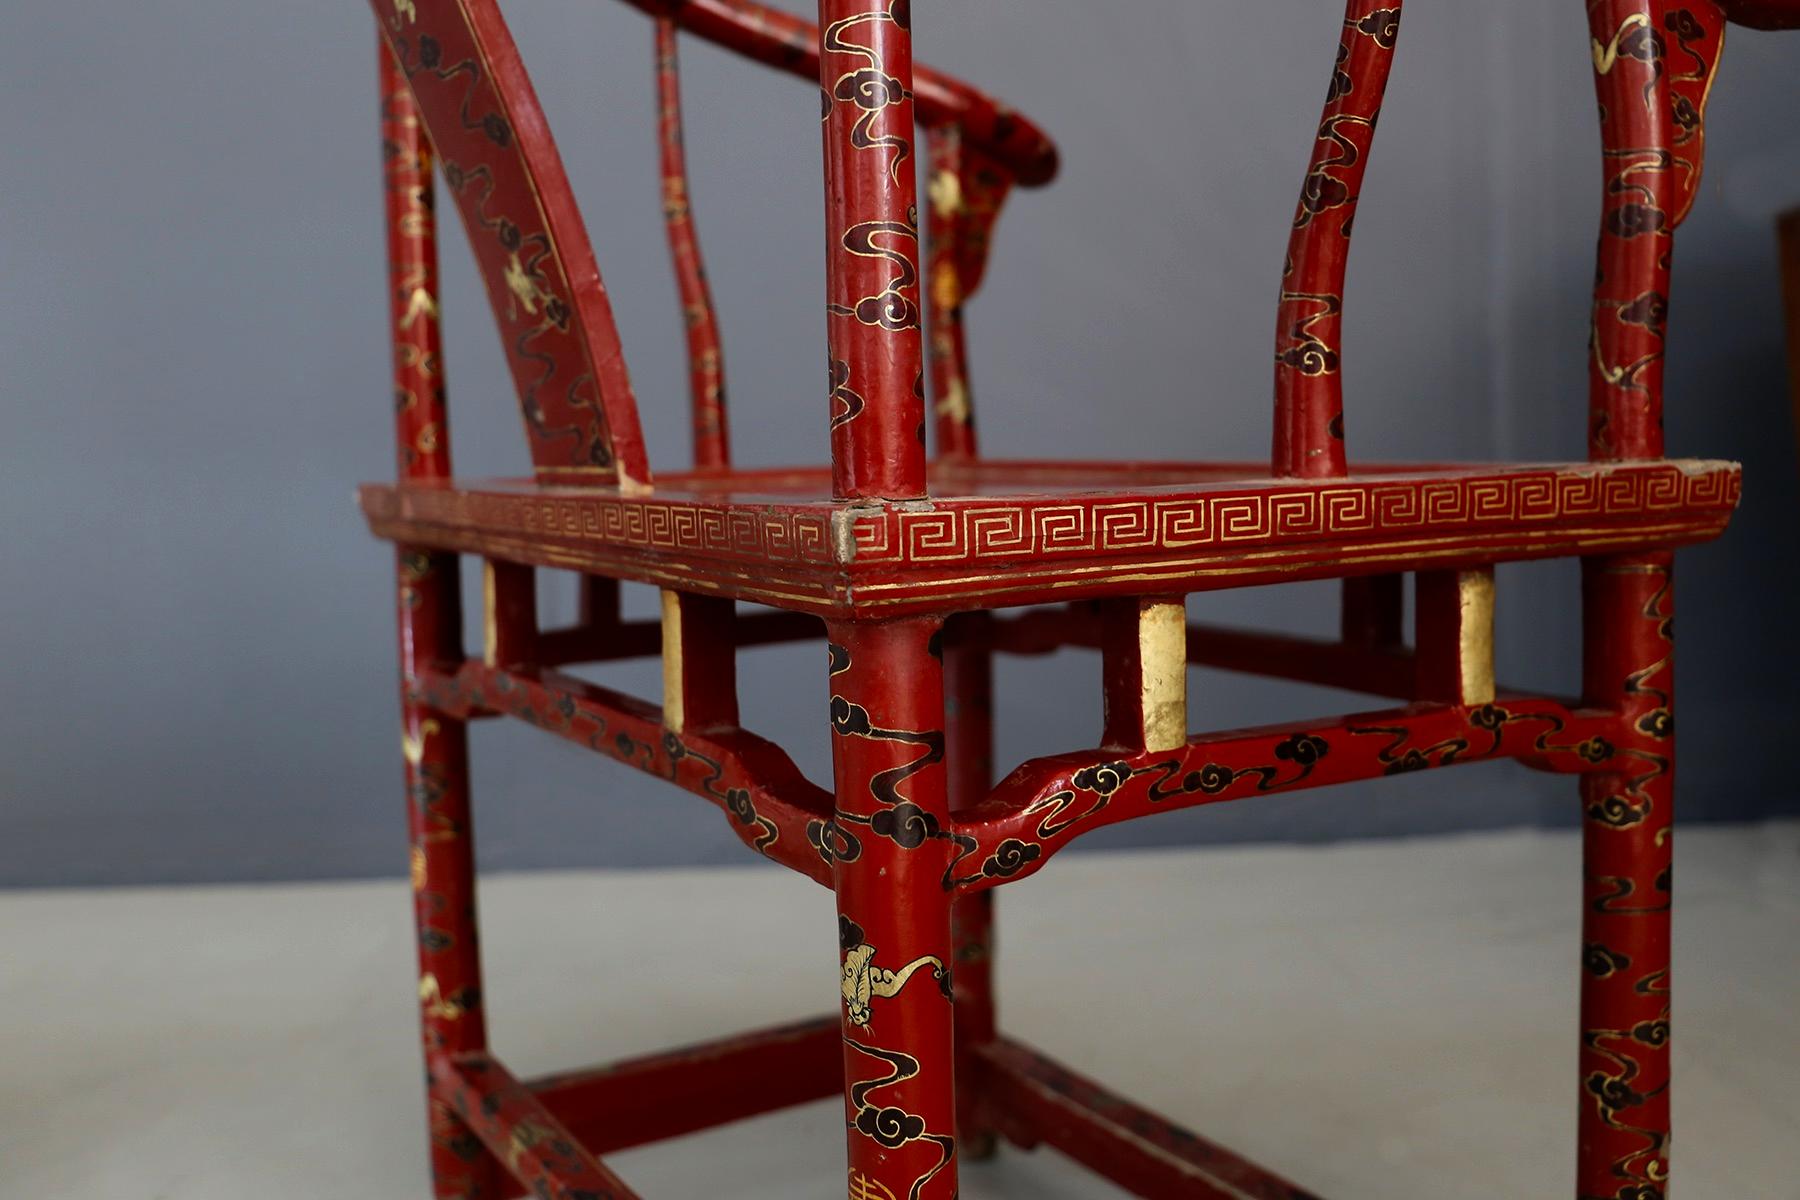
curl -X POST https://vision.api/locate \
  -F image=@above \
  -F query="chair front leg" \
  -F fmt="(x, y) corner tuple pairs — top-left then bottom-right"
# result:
(827, 619), (961, 1200)
(1578, 554), (1675, 1200)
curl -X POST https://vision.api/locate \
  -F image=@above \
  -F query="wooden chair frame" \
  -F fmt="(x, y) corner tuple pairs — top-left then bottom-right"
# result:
(361, 2), (1786, 1196)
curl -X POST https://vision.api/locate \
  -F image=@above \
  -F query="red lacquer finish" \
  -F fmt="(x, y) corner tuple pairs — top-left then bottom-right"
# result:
(376, 0), (651, 488)
(819, 0), (927, 501)
(433, 1055), (641, 1199)
(383, 42), (502, 1200)
(953, 695), (1623, 894)
(360, 3), (1756, 1196)
(520, 1016), (842, 1164)
(1589, 1), (1674, 462)
(826, 619), (960, 1199)
(1577, 556), (1676, 1200)
(413, 660), (835, 886)
(361, 457), (1739, 617)
(385, 45), (450, 484)
(616, 0), (1060, 187)
(925, 128), (1012, 461)
(655, 18), (730, 470)
(1273, 1), (1402, 479)
(942, 615), (997, 1157)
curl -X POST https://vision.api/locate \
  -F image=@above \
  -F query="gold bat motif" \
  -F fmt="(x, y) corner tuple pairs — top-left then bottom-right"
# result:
(842, 943), (945, 1028)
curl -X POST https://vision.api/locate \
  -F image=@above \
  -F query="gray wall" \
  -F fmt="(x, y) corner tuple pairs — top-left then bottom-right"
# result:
(4, 1), (1797, 887)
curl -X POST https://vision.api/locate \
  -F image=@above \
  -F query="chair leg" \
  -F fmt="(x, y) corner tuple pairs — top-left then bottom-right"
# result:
(1577, 555), (1674, 1200)
(828, 619), (961, 1200)
(397, 550), (502, 1199)
(945, 617), (998, 1159)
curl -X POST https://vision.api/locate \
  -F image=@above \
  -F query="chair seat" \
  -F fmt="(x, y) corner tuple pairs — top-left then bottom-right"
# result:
(361, 457), (1740, 616)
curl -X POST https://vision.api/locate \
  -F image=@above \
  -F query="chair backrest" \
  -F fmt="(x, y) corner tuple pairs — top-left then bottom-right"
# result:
(375, 0), (1760, 497)
(372, 0), (1055, 497)
(1271, 1), (1754, 480)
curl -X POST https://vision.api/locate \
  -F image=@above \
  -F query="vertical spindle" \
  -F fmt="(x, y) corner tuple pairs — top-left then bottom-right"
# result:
(656, 18), (732, 469)
(819, 0), (927, 500)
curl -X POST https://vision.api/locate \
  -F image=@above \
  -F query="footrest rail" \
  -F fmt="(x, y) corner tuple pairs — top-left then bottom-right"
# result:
(976, 1037), (1325, 1199)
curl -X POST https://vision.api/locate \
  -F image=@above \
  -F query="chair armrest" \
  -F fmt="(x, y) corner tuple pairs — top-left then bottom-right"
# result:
(623, 0), (1059, 186)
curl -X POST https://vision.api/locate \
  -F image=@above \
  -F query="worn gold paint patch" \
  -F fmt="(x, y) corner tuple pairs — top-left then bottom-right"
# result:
(1139, 601), (1188, 752)
(402, 718), (439, 767)
(661, 589), (685, 733)
(483, 561), (500, 667)
(1459, 570), (1496, 706)
(418, 973), (463, 1021)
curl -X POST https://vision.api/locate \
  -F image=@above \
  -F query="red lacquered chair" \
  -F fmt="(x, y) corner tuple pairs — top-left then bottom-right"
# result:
(361, 2), (1759, 1196)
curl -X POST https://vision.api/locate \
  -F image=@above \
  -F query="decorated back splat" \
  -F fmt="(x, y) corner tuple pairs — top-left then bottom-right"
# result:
(375, 0), (651, 488)
(374, 0), (1052, 493)
(359, 2), (1766, 1198)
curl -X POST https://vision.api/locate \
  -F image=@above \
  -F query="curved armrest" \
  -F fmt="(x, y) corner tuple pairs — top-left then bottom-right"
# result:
(622, 0), (1059, 186)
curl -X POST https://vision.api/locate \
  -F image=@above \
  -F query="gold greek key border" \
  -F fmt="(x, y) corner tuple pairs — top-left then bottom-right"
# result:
(848, 463), (1737, 565)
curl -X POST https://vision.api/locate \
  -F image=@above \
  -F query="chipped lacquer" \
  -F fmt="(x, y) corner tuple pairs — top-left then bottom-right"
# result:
(362, 2), (1753, 1196)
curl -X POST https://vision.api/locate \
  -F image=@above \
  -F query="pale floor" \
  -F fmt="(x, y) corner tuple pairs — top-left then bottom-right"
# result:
(3, 824), (1797, 1199)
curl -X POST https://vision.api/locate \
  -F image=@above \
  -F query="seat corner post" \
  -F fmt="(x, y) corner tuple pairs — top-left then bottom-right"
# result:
(819, 0), (928, 502)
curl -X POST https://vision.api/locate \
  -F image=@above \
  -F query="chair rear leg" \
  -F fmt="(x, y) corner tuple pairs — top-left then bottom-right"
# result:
(828, 619), (961, 1200)
(944, 616), (998, 1159)
(398, 550), (502, 1199)
(1577, 555), (1674, 1200)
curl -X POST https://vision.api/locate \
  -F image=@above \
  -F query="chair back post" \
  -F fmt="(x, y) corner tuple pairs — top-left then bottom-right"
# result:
(925, 128), (1015, 463)
(1585, 0), (1726, 463)
(819, 0), (928, 502)
(382, 39), (452, 483)
(1272, 1), (1403, 480)
(656, 17), (732, 470)
(926, 127), (978, 462)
